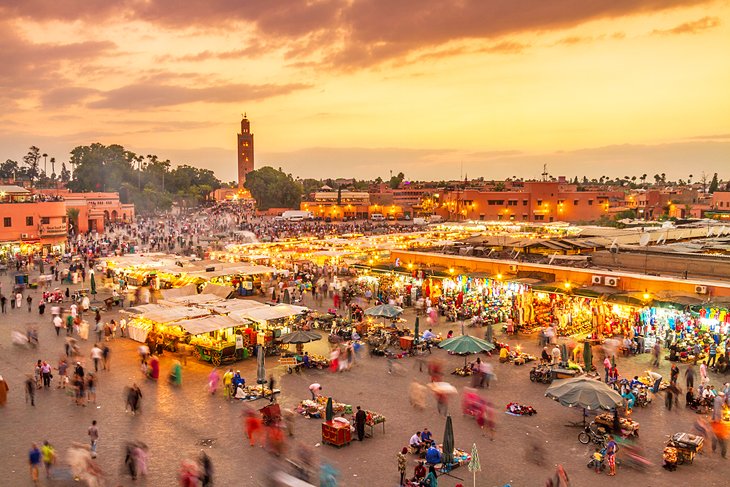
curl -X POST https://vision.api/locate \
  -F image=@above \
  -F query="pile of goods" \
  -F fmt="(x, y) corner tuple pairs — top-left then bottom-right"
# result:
(364, 410), (386, 426)
(662, 446), (678, 471)
(239, 385), (277, 400)
(452, 366), (474, 377)
(307, 354), (330, 368)
(296, 396), (352, 419)
(595, 412), (640, 437)
(505, 402), (537, 416)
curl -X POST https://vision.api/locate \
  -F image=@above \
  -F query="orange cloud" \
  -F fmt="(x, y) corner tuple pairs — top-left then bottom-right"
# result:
(652, 16), (720, 35)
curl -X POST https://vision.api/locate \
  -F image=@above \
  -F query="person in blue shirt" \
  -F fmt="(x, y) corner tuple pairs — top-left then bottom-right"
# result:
(420, 428), (433, 443)
(422, 329), (437, 341)
(232, 371), (245, 388)
(29, 443), (41, 484)
(302, 352), (310, 368)
(425, 442), (441, 465)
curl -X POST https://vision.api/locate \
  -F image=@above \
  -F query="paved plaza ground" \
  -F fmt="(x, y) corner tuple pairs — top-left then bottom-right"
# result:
(0, 272), (728, 486)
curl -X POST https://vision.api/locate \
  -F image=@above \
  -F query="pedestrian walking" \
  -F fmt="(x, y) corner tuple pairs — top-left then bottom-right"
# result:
(0, 374), (8, 407)
(244, 409), (263, 447)
(125, 383), (142, 414)
(86, 373), (96, 404)
(397, 447), (407, 486)
(40, 441), (56, 479)
(685, 363), (695, 389)
(88, 420), (99, 457)
(199, 450), (213, 487)
(90, 344), (102, 372)
(27, 294), (33, 312)
(124, 443), (138, 480)
(29, 443), (41, 485)
(25, 375), (35, 406)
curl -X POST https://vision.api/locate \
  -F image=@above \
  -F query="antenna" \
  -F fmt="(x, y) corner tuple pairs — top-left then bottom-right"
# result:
(542, 164), (548, 182)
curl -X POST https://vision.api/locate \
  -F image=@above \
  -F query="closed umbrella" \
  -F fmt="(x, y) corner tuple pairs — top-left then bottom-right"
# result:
(413, 317), (420, 345)
(468, 443), (481, 487)
(90, 272), (97, 301)
(256, 344), (266, 396)
(283, 288), (291, 304)
(325, 397), (334, 422)
(583, 341), (593, 371)
(485, 322), (493, 344)
(442, 415), (455, 467)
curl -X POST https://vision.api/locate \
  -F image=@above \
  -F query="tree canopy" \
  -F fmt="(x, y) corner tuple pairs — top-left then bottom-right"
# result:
(66, 143), (221, 213)
(244, 166), (302, 210)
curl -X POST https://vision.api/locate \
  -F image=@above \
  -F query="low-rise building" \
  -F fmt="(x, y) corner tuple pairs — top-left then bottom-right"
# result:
(0, 186), (67, 256)
(38, 189), (135, 234)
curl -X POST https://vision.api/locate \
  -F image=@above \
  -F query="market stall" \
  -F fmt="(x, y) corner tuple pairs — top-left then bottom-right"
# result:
(123, 305), (210, 343)
(177, 315), (253, 365)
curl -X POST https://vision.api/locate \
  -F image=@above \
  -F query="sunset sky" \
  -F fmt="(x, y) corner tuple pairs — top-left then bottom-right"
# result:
(1, 0), (728, 182)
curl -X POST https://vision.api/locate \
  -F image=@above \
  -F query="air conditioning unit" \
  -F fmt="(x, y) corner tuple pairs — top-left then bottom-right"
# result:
(695, 285), (708, 295)
(605, 277), (620, 287)
(21, 233), (29, 239)
(591, 275), (603, 285)
(509, 264), (518, 272)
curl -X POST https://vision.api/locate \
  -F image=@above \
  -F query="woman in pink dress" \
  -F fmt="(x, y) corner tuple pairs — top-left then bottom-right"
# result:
(208, 369), (220, 395)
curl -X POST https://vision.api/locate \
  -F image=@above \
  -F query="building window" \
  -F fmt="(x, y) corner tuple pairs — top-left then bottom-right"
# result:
(3, 217), (10, 227)
(508, 200), (518, 206)
(26, 216), (33, 226)
(510, 214), (515, 221)
(522, 214), (529, 220)
(536, 200), (542, 206)
(557, 200), (565, 205)
(523, 200), (528, 206)
(534, 214), (545, 221)
(588, 200), (594, 205)
(574, 200), (579, 205)
(41, 217), (50, 224)
(62, 217), (67, 223)
(487, 200), (504, 206)
(497, 214), (503, 220)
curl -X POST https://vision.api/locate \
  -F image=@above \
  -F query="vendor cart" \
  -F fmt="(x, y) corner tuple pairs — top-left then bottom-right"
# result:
(260, 403), (282, 426)
(193, 344), (243, 366)
(667, 432), (703, 464)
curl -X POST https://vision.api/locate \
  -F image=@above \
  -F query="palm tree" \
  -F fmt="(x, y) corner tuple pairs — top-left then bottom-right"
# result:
(42, 153), (48, 175)
(50, 157), (56, 179)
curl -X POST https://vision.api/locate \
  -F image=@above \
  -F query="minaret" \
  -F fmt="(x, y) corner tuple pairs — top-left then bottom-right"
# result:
(237, 114), (254, 187)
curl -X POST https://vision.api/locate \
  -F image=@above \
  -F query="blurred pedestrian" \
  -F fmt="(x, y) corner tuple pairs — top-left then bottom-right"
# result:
(0, 374), (8, 407)
(125, 383), (142, 414)
(88, 420), (99, 457)
(199, 450), (213, 487)
(208, 369), (220, 395)
(179, 459), (199, 487)
(397, 447), (407, 486)
(25, 375), (35, 406)
(29, 443), (41, 485)
(244, 409), (263, 447)
(41, 440), (56, 479)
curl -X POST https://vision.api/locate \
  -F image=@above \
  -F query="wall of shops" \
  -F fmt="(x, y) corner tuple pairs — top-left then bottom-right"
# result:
(590, 250), (730, 281)
(390, 250), (730, 298)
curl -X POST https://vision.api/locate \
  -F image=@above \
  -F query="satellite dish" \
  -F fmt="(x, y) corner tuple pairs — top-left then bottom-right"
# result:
(639, 233), (651, 247)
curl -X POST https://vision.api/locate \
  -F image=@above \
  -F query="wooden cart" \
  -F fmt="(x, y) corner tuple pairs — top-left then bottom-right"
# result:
(668, 432), (703, 464)
(322, 421), (351, 447)
(193, 344), (241, 366)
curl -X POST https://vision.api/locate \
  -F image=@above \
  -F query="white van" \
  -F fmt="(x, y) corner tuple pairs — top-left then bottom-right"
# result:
(282, 210), (313, 221)
(429, 215), (444, 223)
(370, 213), (385, 221)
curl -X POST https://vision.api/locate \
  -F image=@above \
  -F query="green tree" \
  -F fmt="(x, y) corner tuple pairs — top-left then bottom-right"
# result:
(0, 159), (20, 178)
(244, 166), (302, 210)
(301, 178), (322, 198)
(709, 172), (719, 193)
(23, 146), (42, 187)
(389, 171), (405, 189)
(60, 162), (71, 183)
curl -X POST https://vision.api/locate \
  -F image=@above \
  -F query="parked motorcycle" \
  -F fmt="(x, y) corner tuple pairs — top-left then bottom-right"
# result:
(579, 422), (608, 446)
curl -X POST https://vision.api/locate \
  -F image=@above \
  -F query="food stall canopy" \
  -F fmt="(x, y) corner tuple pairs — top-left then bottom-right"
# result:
(206, 299), (268, 315)
(159, 284), (198, 299)
(531, 282), (569, 294)
(175, 315), (240, 335)
(142, 306), (210, 324)
(168, 293), (226, 306)
(188, 264), (276, 279)
(572, 285), (620, 299)
(124, 303), (173, 315)
(202, 283), (235, 298)
(234, 303), (308, 323)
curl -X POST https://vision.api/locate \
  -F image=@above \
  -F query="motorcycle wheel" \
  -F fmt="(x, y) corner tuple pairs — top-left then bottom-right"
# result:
(578, 432), (590, 444)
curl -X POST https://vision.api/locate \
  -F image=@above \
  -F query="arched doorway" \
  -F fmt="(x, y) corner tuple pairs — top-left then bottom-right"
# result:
(111, 210), (118, 222)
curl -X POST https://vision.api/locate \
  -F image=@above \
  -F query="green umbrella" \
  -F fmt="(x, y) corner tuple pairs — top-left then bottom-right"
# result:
(439, 334), (495, 354)
(325, 397), (334, 422)
(413, 317), (420, 345)
(256, 344), (266, 397)
(545, 377), (624, 411)
(364, 304), (403, 319)
(90, 272), (97, 300)
(442, 415), (455, 467)
(468, 443), (481, 487)
(583, 341), (593, 371)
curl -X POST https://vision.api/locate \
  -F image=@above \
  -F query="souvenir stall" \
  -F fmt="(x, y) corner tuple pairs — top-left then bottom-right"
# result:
(123, 304), (210, 343)
(441, 275), (527, 324)
(190, 265), (276, 297)
(296, 396), (386, 435)
(179, 315), (254, 365)
(231, 303), (309, 355)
